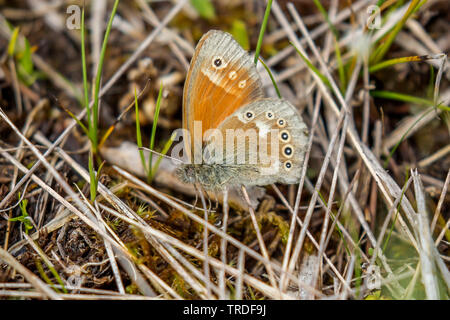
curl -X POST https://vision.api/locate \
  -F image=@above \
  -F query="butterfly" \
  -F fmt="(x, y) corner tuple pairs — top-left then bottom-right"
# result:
(176, 30), (308, 190)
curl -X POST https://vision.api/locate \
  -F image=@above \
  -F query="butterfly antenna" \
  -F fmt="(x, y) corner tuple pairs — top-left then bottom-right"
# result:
(139, 147), (185, 164)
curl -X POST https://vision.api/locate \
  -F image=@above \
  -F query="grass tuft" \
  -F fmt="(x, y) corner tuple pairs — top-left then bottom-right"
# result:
(80, 0), (120, 201)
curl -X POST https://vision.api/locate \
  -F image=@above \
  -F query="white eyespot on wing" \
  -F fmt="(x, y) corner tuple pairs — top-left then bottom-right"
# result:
(282, 144), (294, 158)
(284, 160), (293, 171)
(277, 118), (287, 128)
(238, 80), (247, 88)
(228, 71), (237, 80)
(279, 130), (291, 143)
(265, 111), (274, 120)
(211, 55), (228, 69)
(244, 110), (254, 121)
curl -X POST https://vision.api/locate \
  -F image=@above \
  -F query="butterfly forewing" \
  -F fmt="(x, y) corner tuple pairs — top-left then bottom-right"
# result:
(183, 30), (264, 160)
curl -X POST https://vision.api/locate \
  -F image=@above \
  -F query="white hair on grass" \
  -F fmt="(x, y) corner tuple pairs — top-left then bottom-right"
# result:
(346, 29), (372, 60)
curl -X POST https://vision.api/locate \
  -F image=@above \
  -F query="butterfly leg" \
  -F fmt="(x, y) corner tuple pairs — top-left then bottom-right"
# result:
(214, 192), (219, 210)
(192, 183), (200, 209)
(200, 184), (212, 212)
(194, 182), (211, 213)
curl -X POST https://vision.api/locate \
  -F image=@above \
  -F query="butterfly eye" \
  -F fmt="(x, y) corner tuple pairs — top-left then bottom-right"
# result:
(282, 144), (294, 158)
(284, 161), (293, 171)
(244, 111), (254, 120)
(212, 56), (227, 69)
(279, 130), (290, 143)
(277, 118), (287, 128)
(265, 111), (274, 119)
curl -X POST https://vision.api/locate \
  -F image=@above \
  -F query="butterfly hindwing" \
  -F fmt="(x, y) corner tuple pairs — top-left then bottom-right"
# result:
(204, 99), (309, 186)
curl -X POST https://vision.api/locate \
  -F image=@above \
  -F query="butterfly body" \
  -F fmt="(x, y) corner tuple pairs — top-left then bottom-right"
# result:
(178, 30), (308, 190)
(177, 163), (258, 189)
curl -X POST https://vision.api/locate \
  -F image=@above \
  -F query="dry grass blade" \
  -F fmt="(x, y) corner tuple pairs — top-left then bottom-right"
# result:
(0, 247), (61, 300)
(432, 169), (450, 234)
(412, 169), (441, 299)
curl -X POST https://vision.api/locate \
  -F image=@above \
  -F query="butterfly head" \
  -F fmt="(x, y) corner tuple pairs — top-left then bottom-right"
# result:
(176, 164), (197, 185)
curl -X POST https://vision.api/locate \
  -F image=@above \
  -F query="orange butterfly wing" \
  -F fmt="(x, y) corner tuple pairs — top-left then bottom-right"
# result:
(182, 30), (264, 161)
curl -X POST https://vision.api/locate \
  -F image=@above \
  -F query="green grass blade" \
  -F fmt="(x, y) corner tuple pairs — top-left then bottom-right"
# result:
(312, 0), (338, 38)
(151, 132), (177, 179)
(80, 6), (91, 141)
(134, 89), (147, 177)
(369, 55), (423, 73)
(371, 0), (422, 64)
(7, 26), (19, 57)
(10, 196), (33, 234)
(354, 250), (362, 297)
(95, 160), (106, 188)
(254, 0), (273, 65)
(148, 82), (163, 182)
(35, 259), (61, 293)
(334, 37), (346, 93)
(88, 151), (97, 202)
(291, 42), (331, 88)
(29, 238), (68, 293)
(258, 57), (281, 99)
(59, 103), (89, 136)
(371, 91), (450, 112)
(92, 0), (120, 153)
